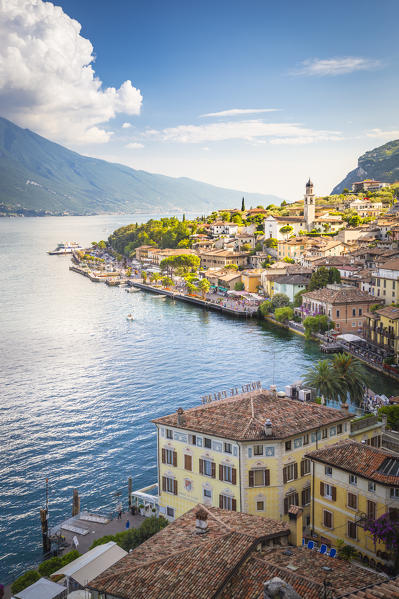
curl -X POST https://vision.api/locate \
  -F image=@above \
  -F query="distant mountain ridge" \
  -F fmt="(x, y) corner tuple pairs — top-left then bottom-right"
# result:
(332, 139), (399, 194)
(0, 117), (285, 215)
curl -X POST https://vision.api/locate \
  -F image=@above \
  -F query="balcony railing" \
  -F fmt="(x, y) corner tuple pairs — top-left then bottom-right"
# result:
(350, 415), (379, 433)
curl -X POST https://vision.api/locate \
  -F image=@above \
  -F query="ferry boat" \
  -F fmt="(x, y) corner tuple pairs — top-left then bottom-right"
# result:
(48, 242), (83, 255)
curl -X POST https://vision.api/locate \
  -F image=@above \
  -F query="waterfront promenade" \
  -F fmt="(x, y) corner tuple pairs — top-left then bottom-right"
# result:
(129, 281), (259, 317)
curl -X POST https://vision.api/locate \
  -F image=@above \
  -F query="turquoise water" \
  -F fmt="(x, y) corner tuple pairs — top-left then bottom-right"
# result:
(0, 215), (397, 582)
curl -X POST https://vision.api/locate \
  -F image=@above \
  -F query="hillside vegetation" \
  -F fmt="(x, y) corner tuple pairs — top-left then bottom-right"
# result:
(332, 139), (399, 194)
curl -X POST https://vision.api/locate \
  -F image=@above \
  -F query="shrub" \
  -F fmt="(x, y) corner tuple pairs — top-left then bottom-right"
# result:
(89, 516), (168, 551)
(38, 556), (62, 577)
(61, 549), (80, 566)
(271, 293), (290, 309)
(259, 300), (273, 316)
(11, 570), (40, 594)
(234, 282), (244, 291)
(336, 539), (357, 561)
(379, 405), (399, 431)
(274, 306), (293, 322)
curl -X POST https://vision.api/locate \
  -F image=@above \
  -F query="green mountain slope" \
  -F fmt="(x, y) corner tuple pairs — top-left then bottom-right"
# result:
(0, 117), (284, 215)
(332, 139), (399, 194)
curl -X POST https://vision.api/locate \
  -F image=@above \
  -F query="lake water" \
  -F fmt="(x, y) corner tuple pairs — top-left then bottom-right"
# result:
(0, 215), (397, 582)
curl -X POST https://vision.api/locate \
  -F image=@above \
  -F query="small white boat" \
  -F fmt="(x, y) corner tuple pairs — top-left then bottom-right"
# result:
(126, 314), (134, 321)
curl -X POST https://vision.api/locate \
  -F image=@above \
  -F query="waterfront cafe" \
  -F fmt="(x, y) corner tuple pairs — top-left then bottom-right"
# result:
(227, 290), (264, 305)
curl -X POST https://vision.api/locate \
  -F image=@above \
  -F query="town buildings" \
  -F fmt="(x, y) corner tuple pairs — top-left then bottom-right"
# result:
(349, 198), (383, 217)
(88, 503), (387, 599)
(152, 388), (382, 525)
(370, 257), (399, 304)
(306, 439), (399, 570)
(300, 287), (376, 334)
(199, 249), (250, 269)
(352, 179), (388, 193)
(363, 306), (399, 361)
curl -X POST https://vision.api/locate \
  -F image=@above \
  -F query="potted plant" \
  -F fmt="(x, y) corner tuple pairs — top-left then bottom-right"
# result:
(139, 504), (145, 516)
(151, 507), (157, 515)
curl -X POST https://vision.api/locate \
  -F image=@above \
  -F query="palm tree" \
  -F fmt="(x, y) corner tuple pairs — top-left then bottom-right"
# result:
(197, 278), (210, 300)
(302, 360), (341, 404)
(331, 353), (367, 405)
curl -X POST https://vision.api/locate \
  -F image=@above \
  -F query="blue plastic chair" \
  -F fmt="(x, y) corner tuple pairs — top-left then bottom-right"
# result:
(307, 541), (315, 550)
(319, 544), (327, 554)
(329, 548), (337, 558)
(302, 538), (305, 546)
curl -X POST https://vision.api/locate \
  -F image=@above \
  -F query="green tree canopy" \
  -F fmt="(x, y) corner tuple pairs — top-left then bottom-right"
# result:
(279, 225), (294, 239)
(378, 405), (399, 431)
(162, 276), (173, 287)
(11, 571), (41, 595)
(271, 293), (290, 309)
(259, 300), (273, 316)
(294, 289), (305, 307)
(264, 237), (277, 248)
(303, 314), (333, 338)
(307, 266), (341, 291)
(303, 353), (367, 405)
(234, 281), (245, 291)
(274, 306), (294, 322)
(160, 254), (200, 273)
(197, 278), (211, 298)
(303, 359), (340, 403)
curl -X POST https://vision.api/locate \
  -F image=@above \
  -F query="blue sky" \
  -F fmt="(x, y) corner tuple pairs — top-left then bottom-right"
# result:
(1, 0), (398, 201)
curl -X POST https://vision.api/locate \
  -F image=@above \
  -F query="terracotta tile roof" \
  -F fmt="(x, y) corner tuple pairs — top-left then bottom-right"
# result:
(89, 505), (289, 599)
(219, 546), (386, 599)
(306, 439), (399, 486)
(302, 287), (375, 305)
(375, 306), (399, 320)
(152, 391), (351, 441)
(377, 258), (399, 271)
(341, 576), (399, 598)
(274, 275), (309, 285)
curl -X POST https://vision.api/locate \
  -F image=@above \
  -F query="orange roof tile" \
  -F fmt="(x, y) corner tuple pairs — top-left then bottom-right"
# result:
(89, 505), (289, 599)
(219, 546), (386, 599)
(152, 391), (351, 441)
(306, 439), (399, 486)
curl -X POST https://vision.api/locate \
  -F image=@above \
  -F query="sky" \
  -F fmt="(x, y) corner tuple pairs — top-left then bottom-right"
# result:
(0, 0), (398, 202)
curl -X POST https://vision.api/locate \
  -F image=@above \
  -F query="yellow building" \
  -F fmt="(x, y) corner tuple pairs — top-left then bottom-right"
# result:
(363, 306), (399, 362)
(241, 269), (264, 293)
(307, 439), (399, 570)
(152, 387), (383, 525)
(370, 258), (399, 304)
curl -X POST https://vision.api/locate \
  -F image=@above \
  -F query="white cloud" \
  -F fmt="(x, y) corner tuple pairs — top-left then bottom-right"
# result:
(295, 57), (381, 76)
(126, 142), (144, 149)
(122, 122), (132, 129)
(366, 128), (399, 139)
(0, 0), (142, 144)
(148, 119), (342, 145)
(200, 108), (280, 118)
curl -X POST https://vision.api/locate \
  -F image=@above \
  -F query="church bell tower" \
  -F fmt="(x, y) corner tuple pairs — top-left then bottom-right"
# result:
(304, 178), (315, 231)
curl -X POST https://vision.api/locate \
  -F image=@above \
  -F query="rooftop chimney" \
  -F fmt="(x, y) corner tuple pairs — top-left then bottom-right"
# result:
(177, 407), (184, 426)
(269, 385), (277, 400)
(264, 419), (273, 437)
(195, 507), (209, 534)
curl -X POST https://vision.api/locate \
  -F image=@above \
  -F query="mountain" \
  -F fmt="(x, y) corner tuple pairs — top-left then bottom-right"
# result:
(0, 117), (284, 215)
(332, 139), (399, 195)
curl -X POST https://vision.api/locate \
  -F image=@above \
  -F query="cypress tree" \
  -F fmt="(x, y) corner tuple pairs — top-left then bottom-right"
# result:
(241, 197), (245, 211)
